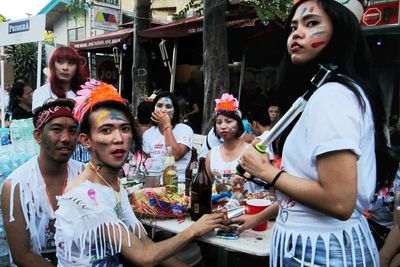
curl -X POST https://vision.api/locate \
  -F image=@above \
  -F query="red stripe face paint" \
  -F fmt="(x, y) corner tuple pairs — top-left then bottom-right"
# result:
(311, 41), (326, 48)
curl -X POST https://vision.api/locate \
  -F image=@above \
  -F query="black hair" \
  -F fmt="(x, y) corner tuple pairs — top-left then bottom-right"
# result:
(32, 99), (75, 128)
(275, 0), (397, 190)
(152, 91), (181, 127)
(79, 101), (142, 154)
(137, 100), (153, 124)
(9, 81), (30, 112)
(247, 105), (271, 127)
(213, 111), (245, 139)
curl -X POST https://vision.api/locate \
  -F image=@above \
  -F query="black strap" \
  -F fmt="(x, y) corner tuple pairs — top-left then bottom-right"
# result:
(206, 134), (211, 150)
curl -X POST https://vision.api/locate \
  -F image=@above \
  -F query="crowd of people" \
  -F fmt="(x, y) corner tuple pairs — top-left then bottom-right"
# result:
(1, 0), (400, 266)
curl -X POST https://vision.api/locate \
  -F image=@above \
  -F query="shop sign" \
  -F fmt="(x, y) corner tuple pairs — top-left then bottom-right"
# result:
(92, 6), (120, 31)
(361, 1), (400, 27)
(0, 14), (45, 46)
(93, 0), (120, 10)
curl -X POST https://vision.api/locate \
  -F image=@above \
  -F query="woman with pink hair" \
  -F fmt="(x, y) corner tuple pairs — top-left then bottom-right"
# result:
(32, 46), (87, 111)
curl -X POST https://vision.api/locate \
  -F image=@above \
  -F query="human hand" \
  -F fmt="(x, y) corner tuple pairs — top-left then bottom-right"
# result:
(188, 213), (226, 237)
(230, 214), (262, 234)
(151, 111), (172, 130)
(239, 145), (274, 183)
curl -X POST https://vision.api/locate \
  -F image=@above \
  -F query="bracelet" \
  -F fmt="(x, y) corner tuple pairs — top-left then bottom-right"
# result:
(270, 170), (286, 188)
(163, 125), (172, 133)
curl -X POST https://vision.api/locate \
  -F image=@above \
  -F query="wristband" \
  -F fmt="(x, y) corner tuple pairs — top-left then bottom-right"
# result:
(270, 170), (286, 188)
(163, 125), (172, 133)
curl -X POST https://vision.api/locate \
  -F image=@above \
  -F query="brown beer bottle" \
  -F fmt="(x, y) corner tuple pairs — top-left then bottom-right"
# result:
(185, 148), (198, 196)
(190, 157), (212, 221)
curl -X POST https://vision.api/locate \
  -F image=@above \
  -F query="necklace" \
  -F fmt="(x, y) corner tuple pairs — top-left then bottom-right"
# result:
(89, 162), (122, 218)
(41, 167), (68, 217)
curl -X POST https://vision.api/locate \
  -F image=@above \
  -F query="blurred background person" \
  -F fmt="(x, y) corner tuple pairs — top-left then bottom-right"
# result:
(8, 81), (33, 120)
(136, 98), (154, 135)
(182, 79), (203, 134)
(143, 91), (193, 182)
(267, 104), (281, 128)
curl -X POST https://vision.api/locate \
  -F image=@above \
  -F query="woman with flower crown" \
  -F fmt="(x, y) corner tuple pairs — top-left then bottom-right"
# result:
(55, 81), (225, 266)
(205, 93), (265, 194)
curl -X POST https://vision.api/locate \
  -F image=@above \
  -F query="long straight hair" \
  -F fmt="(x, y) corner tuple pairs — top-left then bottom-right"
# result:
(275, 0), (397, 190)
(49, 46), (87, 98)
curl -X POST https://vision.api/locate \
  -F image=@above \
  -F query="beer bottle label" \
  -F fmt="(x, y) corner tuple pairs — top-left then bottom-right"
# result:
(194, 203), (199, 213)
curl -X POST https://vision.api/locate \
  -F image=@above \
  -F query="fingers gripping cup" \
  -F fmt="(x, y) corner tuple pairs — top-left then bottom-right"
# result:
(246, 199), (272, 231)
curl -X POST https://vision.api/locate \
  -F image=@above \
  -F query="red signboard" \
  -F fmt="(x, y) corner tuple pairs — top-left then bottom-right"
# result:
(361, 1), (400, 27)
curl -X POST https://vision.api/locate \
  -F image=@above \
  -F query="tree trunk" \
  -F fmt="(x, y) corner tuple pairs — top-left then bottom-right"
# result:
(202, 0), (229, 134)
(131, 0), (151, 116)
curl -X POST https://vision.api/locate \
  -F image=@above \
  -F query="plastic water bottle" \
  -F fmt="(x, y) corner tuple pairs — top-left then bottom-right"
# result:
(127, 159), (138, 182)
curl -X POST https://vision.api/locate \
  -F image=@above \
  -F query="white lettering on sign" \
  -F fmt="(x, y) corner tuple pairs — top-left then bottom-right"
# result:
(8, 20), (30, 34)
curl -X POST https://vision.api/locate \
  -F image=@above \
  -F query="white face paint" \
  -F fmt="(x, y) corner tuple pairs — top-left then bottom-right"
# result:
(155, 97), (175, 119)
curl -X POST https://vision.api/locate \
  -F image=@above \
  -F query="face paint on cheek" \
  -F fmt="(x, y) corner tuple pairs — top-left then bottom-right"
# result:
(229, 127), (238, 135)
(42, 129), (53, 150)
(167, 108), (174, 116)
(310, 26), (326, 37)
(311, 41), (326, 48)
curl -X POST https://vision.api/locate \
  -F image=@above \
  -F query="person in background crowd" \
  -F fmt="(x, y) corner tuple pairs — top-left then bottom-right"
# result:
(235, 0), (398, 266)
(136, 98), (154, 135)
(143, 91), (194, 182)
(32, 46), (87, 111)
(0, 109), (10, 128)
(182, 79), (203, 134)
(8, 81), (33, 120)
(55, 80), (224, 266)
(247, 104), (275, 163)
(267, 104), (281, 128)
(205, 93), (264, 194)
(1, 99), (84, 266)
(387, 191), (400, 266)
(377, 166), (400, 266)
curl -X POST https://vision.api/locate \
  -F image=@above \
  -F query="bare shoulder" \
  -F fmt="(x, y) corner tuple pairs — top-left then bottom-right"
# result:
(64, 174), (88, 193)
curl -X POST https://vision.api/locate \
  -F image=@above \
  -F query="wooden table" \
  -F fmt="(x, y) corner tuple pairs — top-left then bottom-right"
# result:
(141, 217), (273, 256)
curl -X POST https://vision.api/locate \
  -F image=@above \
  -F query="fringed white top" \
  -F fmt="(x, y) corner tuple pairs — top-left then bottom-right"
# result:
(6, 156), (83, 260)
(55, 181), (143, 267)
(272, 82), (378, 266)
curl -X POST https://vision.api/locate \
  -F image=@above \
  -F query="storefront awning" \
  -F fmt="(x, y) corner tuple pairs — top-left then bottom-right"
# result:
(138, 13), (258, 39)
(71, 28), (133, 51)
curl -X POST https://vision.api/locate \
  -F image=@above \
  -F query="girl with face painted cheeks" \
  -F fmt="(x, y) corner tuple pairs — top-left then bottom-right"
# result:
(232, 0), (397, 266)
(205, 94), (264, 194)
(142, 91), (194, 183)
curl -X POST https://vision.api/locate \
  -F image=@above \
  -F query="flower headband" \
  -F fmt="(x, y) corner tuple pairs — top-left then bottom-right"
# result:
(73, 80), (126, 123)
(215, 93), (239, 113)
